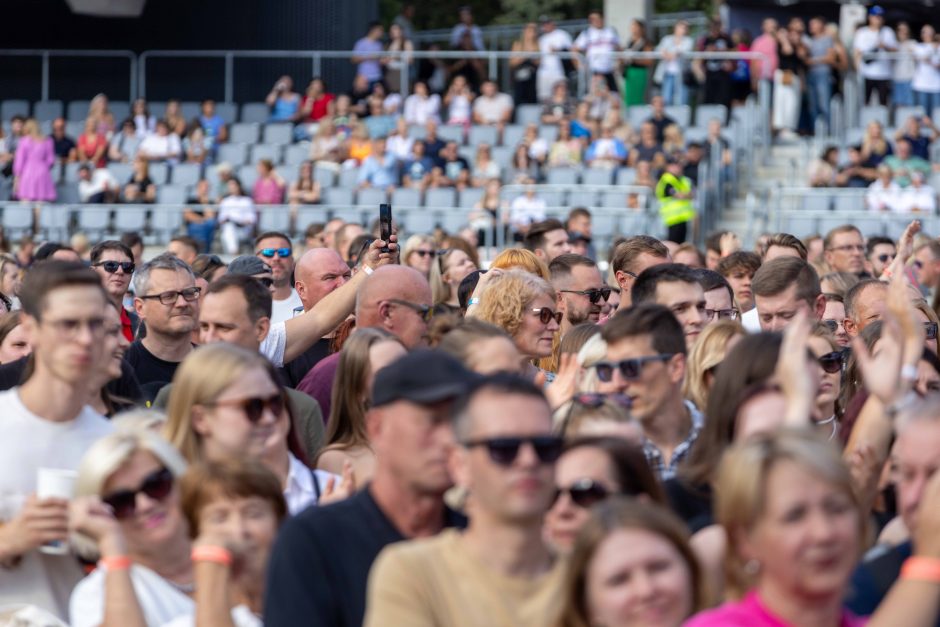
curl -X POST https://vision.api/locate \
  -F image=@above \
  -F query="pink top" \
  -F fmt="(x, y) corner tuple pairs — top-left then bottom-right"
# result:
(253, 177), (285, 204)
(684, 591), (867, 627)
(750, 34), (779, 80)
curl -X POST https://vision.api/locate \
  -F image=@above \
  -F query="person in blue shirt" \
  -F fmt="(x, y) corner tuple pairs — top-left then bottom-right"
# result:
(403, 140), (435, 188)
(266, 76), (301, 123)
(198, 99), (228, 161)
(358, 137), (399, 191)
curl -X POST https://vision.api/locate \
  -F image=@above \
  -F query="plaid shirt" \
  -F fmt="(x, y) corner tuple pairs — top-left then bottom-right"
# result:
(643, 400), (704, 482)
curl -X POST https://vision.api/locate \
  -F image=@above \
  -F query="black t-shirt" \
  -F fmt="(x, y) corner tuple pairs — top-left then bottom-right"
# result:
(124, 340), (185, 403)
(647, 115), (676, 144)
(280, 337), (332, 389)
(0, 356), (143, 409)
(52, 135), (76, 160)
(664, 477), (713, 533)
(264, 486), (466, 627)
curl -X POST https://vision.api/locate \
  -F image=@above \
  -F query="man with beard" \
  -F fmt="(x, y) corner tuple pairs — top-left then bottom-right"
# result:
(255, 231), (303, 324)
(549, 254), (608, 337)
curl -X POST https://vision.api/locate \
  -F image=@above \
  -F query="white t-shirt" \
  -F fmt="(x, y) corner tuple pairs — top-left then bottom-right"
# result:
(472, 93), (514, 124)
(853, 26), (898, 80)
(574, 26), (621, 74)
(260, 321), (287, 367)
(447, 94), (472, 124)
(896, 185), (937, 213)
(913, 43), (940, 93)
(403, 94), (441, 125)
(538, 29), (574, 78)
(219, 196), (258, 226)
(0, 389), (113, 620)
(509, 195), (547, 229)
(386, 134), (415, 161)
(70, 564), (192, 627)
(138, 133), (182, 161)
(284, 453), (339, 515)
(866, 179), (902, 212)
(271, 289), (303, 325)
(741, 306), (762, 333)
(78, 168), (119, 202)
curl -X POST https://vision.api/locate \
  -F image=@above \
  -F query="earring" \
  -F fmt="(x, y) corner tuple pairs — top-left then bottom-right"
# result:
(744, 559), (761, 575)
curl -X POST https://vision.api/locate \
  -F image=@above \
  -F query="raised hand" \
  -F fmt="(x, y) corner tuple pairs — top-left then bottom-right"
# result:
(320, 460), (357, 505)
(773, 311), (817, 427)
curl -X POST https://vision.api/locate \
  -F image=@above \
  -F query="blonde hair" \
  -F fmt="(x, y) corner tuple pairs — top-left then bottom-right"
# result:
(163, 343), (275, 464)
(682, 320), (745, 411)
(468, 269), (554, 339)
(490, 248), (550, 280)
(430, 248), (461, 305)
(913, 298), (940, 354)
(111, 408), (168, 433)
(716, 429), (867, 598)
(402, 234), (436, 272)
(23, 118), (42, 139)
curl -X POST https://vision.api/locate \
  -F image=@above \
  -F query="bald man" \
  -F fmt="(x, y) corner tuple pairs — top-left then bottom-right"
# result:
(281, 248), (354, 387)
(296, 265), (432, 415)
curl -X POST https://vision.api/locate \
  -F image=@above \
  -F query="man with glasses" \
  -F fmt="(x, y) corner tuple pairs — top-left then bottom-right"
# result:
(823, 224), (867, 276)
(610, 235), (671, 310)
(695, 268), (739, 328)
(631, 263), (707, 350)
(266, 350), (474, 627)
(90, 240), (139, 341)
(914, 241), (940, 301)
(255, 231), (303, 324)
(866, 236), (897, 279)
(0, 262), (113, 617)
(597, 304), (702, 480)
(752, 257), (825, 332)
(365, 373), (565, 625)
(549, 253), (607, 336)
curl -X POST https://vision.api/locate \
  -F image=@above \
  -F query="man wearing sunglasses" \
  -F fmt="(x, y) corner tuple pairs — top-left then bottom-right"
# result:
(0, 262), (114, 617)
(365, 373), (564, 626)
(90, 240), (139, 342)
(914, 241), (940, 302)
(610, 235), (671, 310)
(631, 263), (707, 351)
(266, 350), (474, 627)
(598, 304), (703, 481)
(550, 253), (607, 335)
(752, 257), (825, 332)
(255, 231), (304, 324)
(866, 236), (896, 279)
(525, 218), (572, 264)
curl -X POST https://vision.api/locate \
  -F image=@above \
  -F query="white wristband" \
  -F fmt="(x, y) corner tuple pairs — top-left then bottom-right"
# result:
(362, 265), (374, 276)
(901, 364), (918, 381)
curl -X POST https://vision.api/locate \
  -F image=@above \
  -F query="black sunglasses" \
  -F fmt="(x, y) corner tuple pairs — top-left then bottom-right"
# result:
(532, 307), (563, 325)
(93, 260), (135, 274)
(817, 350), (843, 374)
(822, 319), (840, 333)
(210, 393), (285, 424)
(258, 277), (274, 289)
(463, 435), (563, 466)
(571, 392), (633, 410)
(139, 286), (202, 305)
(704, 308), (738, 321)
(926, 322), (939, 341)
(413, 249), (437, 258)
(877, 253), (895, 263)
(258, 247), (292, 259)
(388, 298), (434, 322)
(551, 478), (610, 509)
(559, 287), (611, 304)
(101, 467), (174, 520)
(594, 354), (674, 382)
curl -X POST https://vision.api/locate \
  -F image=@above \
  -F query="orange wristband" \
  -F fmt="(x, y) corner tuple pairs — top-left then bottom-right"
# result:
(901, 556), (940, 583)
(99, 555), (132, 571)
(191, 545), (233, 566)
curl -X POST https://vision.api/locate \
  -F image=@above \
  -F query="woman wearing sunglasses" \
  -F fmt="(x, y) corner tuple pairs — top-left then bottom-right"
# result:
(164, 343), (341, 516)
(69, 427), (191, 626)
(468, 269), (561, 380)
(555, 498), (705, 627)
(401, 234), (438, 279)
(430, 248), (478, 314)
(544, 436), (664, 553)
(809, 323), (844, 441)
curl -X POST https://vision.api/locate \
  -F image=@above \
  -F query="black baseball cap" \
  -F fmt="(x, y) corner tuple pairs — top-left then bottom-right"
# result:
(371, 349), (480, 407)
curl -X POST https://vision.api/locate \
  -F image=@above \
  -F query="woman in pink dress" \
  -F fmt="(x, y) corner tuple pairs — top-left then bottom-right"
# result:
(13, 119), (56, 202)
(252, 158), (286, 205)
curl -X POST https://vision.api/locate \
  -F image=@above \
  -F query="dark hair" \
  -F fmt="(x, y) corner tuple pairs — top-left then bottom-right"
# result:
(844, 279), (887, 322)
(566, 207), (591, 227)
(191, 254), (227, 282)
(866, 236), (895, 258)
(90, 241), (134, 265)
(119, 231), (143, 250)
(601, 303), (687, 356)
(254, 231), (292, 248)
(457, 270), (483, 310)
(549, 254), (596, 284)
(19, 261), (106, 319)
(695, 268), (733, 303)
(610, 235), (669, 275)
(524, 219), (567, 253)
(33, 242), (76, 262)
(716, 251), (761, 278)
(564, 436), (666, 504)
(559, 322), (601, 356)
(205, 273), (273, 321)
(704, 232), (726, 255)
(751, 257), (820, 304)
(452, 373), (548, 439)
(764, 233), (808, 260)
(631, 263), (701, 306)
(169, 235), (199, 253)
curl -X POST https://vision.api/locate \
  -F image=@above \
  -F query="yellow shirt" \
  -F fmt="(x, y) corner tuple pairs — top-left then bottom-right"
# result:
(364, 528), (565, 627)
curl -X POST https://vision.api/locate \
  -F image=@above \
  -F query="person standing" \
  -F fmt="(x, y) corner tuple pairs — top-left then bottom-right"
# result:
(852, 5), (897, 106)
(773, 24), (808, 139)
(806, 16), (836, 131)
(913, 25), (940, 119)
(622, 19), (653, 107)
(13, 119), (56, 203)
(655, 20), (694, 107)
(255, 232), (303, 324)
(537, 17), (574, 103)
(656, 157), (696, 244)
(573, 11), (621, 93)
(90, 241), (139, 342)
(510, 23), (540, 106)
(894, 22), (917, 107)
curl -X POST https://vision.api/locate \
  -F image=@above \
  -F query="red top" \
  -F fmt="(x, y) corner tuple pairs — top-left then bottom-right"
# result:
(300, 93), (335, 122)
(120, 308), (134, 342)
(77, 133), (108, 168)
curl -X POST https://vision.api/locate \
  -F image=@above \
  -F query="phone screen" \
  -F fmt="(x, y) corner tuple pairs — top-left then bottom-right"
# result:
(379, 203), (392, 253)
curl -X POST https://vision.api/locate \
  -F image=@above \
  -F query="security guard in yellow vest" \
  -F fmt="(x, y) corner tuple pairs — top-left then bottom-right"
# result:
(655, 157), (696, 243)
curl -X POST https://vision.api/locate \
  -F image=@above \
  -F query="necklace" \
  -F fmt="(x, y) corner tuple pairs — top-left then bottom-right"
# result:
(816, 414), (838, 441)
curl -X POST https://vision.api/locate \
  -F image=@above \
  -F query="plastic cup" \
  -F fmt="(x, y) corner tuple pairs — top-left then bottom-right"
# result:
(36, 468), (77, 555)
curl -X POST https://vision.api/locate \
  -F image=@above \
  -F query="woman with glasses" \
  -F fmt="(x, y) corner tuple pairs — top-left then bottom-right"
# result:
(430, 248), (478, 314)
(401, 234), (437, 278)
(809, 323), (844, 441)
(315, 329), (407, 483)
(163, 343), (339, 516)
(555, 498), (704, 627)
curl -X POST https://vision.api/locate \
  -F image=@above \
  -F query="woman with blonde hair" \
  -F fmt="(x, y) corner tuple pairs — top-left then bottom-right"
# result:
(401, 234), (437, 278)
(13, 118), (56, 202)
(430, 247), (478, 312)
(489, 247), (550, 280)
(315, 328), (407, 483)
(163, 343), (337, 514)
(682, 319), (745, 412)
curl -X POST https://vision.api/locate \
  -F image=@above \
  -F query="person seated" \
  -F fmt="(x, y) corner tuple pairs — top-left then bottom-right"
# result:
(132, 98), (157, 138)
(78, 164), (119, 203)
(570, 101), (596, 140)
(540, 80), (574, 125)
(645, 94), (678, 143)
(197, 99), (227, 158)
(163, 100), (188, 137)
(835, 145), (877, 188)
(585, 125), (629, 169)
(308, 118), (343, 164)
(298, 77), (336, 123)
(349, 73), (372, 117)
(508, 179), (547, 238)
(252, 158), (286, 204)
(866, 164), (902, 211)
(547, 122), (583, 168)
(444, 75), (474, 128)
(402, 139), (435, 189)
(137, 120), (182, 164)
(883, 138), (932, 187)
(402, 80), (441, 125)
(50, 117), (77, 164)
(522, 123), (549, 166)
(182, 125), (209, 165)
(288, 160), (322, 205)
(894, 114), (938, 160)
(77, 117), (108, 169)
(808, 146), (839, 187)
(429, 141), (470, 189)
(628, 121), (665, 168)
(895, 170), (937, 213)
(472, 79), (514, 135)
(346, 123), (373, 166)
(123, 157), (157, 203)
(357, 137), (399, 191)
(471, 143), (501, 187)
(266, 75), (301, 123)
(386, 117), (414, 161)
(108, 119), (140, 163)
(218, 178), (257, 254)
(363, 97), (396, 139)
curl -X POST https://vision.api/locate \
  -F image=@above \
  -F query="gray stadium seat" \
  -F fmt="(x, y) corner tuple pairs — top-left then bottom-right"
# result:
(2, 205), (33, 235)
(501, 124), (525, 148)
(438, 125), (464, 144)
(468, 126), (498, 147)
(275, 165), (296, 187)
(263, 124), (293, 145)
(591, 210), (617, 241)
(149, 162), (169, 185)
(833, 194), (864, 213)
(399, 208), (435, 235)
(338, 168), (360, 189)
(114, 205), (148, 232)
(38, 204), (70, 240)
(332, 207), (363, 224)
(250, 144), (283, 164)
(229, 123), (260, 144)
(150, 206), (184, 239)
(492, 146), (514, 168)
(259, 207), (291, 232)
(515, 104), (541, 126)
(156, 185), (188, 205)
(407, 124), (427, 140)
(582, 169), (613, 186)
(237, 165), (258, 190)
(67, 100), (91, 122)
(391, 188), (421, 207)
(77, 206), (111, 234)
(240, 102), (270, 124)
(802, 195), (832, 211)
(215, 102), (238, 124)
(665, 105), (691, 127)
(538, 125), (559, 142)
(171, 163), (202, 186)
(313, 165), (336, 188)
(66, 121), (84, 139)
(859, 105), (889, 129)
(33, 100), (64, 122)
(540, 190), (565, 207)
(217, 143), (249, 166)
(283, 144), (310, 166)
(695, 104), (728, 126)
(458, 187), (483, 208)
(108, 163), (133, 184)
(601, 190), (628, 208)
(615, 168), (637, 185)
(439, 209), (467, 234)
(568, 190), (598, 207)
(324, 187), (353, 206)
(546, 168), (579, 185)
(181, 102), (202, 121)
(425, 188), (455, 208)
(63, 162), (83, 183)
(894, 105), (925, 127)
(56, 184), (81, 205)
(110, 101), (130, 124)
(149, 102), (167, 120)
(628, 105), (650, 129)
(296, 206), (329, 232)
(356, 187), (388, 206)
(1, 100), (29, 120)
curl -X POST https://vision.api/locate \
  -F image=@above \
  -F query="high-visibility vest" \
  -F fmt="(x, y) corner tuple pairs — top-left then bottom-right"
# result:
(655, 172), (696, 226)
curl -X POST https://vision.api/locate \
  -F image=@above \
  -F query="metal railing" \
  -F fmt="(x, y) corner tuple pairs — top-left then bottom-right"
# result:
(0, 49), (137, 102)
(411, 19), (590, 51)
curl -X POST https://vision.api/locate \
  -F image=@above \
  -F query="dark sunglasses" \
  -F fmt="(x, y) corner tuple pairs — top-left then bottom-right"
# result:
(594, 354), (674, 382)
(532, 307), (563, 325)
(210, 393), (285, 424)
(463, 435), (563, 466)
(551, 478), (610, 509)
(559, 287), (611, 304)
(258, 248), (292, 259)
(926, 322), (939, 340)
(93, 260), (135, 274)
(258, 277), (274, 289)
(388, 298), (434, 322)
(571, 392), (633, 410)
(817, 350), (843, 374)
(101, 467), (174, 520)
(704, 308), (738, 321)
(413, 249), (437, 258)
(139, 286), (202, 305)
(823, 319), (841, 333)
(877, 253), (895, 263)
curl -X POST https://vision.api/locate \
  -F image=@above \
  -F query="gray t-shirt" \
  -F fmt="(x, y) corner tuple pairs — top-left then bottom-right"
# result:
(809, 35), (834, 75)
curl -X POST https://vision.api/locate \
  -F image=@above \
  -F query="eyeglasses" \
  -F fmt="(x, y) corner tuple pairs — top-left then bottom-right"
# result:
(571, 392), (633, 410)
(926, 322), (939, 340)
(93, 260), (135, 274)
(594, 354), (675, 382)
(532, 307), (563, 325)
(139, 286), (202, 305)
(551, 478), (610, 509)
(463, 435), (563, 466)
(209, 393), (285, 424)
(387, 298), (434, 322)
(413, 249), (437, 258)
(257, 248), (292, 259)
(704, 308), (739, 321)
(817, 351), (843, 374)
(41, 316), (107, 339)
(559, 287), (611, 304)
(828, 244), (865, 253)
(877, 253), (895, 263)
(258, 277), (274, 289)
(101, 467), (174, 520)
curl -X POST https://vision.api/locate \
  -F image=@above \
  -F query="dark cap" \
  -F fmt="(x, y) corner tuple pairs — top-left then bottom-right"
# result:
(228, 255), (272, 276)
(372, 349), (480, 407)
